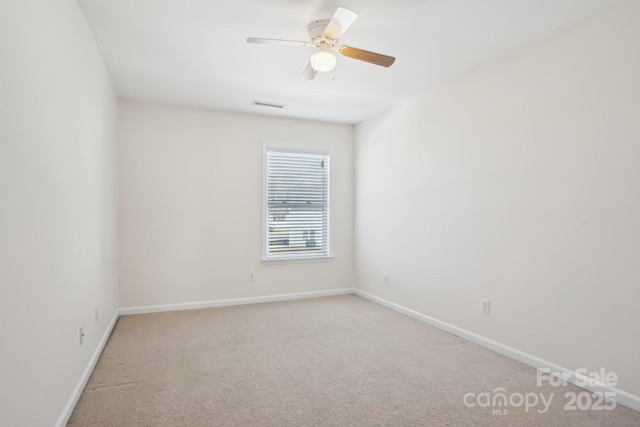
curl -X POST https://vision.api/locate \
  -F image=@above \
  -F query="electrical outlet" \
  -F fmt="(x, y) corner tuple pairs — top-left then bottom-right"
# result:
(480, 298), (490, 315)
(248, 271), (255, 282)
(384, 273), (389, 285)
(95, 306), (99, 323)
(79, 327), (85, 346)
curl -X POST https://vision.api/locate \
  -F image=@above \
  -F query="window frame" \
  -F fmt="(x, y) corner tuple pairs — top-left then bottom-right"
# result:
(262, 142), (332, 263)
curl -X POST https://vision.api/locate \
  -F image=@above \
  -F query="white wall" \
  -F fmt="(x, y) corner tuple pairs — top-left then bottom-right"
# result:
(355, 0), (640, 398)
(118, 101), (354, 308)
(0, 1), (118, 426)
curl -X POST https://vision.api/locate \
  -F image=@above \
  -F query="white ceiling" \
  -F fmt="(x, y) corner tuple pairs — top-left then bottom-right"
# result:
(78, 0), (617, 124)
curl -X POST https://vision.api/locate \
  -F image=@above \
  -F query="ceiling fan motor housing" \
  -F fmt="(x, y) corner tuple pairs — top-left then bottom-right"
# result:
(308, 19), (335, 47)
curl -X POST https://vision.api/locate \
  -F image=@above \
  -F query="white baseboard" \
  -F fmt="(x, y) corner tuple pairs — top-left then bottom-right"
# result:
(119, 287), (356, 316)
(55, 309), (120, 427)
(354, 289), (640, 413)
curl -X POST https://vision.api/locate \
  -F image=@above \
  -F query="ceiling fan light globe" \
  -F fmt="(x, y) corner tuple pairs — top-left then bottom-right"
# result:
(310, 51), (336, 72)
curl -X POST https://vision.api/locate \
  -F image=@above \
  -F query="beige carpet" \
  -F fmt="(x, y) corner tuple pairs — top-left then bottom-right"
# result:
(68, 295), (640, 426)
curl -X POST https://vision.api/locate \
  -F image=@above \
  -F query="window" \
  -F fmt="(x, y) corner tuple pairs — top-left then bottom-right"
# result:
(264, 146), (330, 261)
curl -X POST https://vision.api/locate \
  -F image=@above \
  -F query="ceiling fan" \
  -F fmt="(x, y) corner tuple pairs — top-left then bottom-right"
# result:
(247, 7), (396, 80)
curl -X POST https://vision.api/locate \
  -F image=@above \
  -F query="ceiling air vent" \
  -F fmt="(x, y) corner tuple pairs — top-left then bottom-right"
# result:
(251, 100), (286, 109)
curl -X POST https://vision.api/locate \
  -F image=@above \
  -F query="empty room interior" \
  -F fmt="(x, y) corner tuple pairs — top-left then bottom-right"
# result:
(1, 0), (640, 426)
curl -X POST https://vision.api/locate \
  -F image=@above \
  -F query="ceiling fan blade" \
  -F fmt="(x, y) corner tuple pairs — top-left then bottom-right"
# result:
(246, 37), (312, 47)
(323, 7), (358, 40)
(300, 61), (317, 81)
(337, 46), (396, 67)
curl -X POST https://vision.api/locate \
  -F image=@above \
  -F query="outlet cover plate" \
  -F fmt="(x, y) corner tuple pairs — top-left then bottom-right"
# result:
(480, 298), (490, 315)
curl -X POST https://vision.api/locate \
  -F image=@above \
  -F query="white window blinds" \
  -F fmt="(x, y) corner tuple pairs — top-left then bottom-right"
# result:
(265, 149), (330, 260)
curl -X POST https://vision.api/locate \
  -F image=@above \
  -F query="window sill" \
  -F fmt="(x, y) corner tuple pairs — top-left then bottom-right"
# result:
(262, 255), (335, 265)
